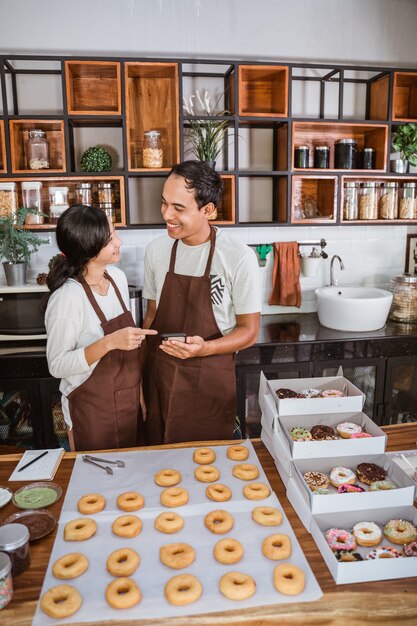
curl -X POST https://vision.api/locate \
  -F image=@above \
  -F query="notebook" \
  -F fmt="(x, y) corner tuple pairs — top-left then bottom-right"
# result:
(9, 448), (65, 482)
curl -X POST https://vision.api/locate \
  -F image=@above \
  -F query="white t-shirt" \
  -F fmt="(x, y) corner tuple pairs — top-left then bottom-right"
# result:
(143, 228), (261, 335)
(45, 265), (130, 428)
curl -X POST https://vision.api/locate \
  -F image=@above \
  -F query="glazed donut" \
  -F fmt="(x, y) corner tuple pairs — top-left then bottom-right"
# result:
(154, 511), (185, 534)
(227, 445), (249, 461)
(232, 463), (259, 481)
(289, 427), (312, 442)
(204, 509), (234, 534)
(40, 585), (82, 618)
(383, 519), (417, 545)
(160, 487), (189, 508)
(243, 482), (271, 500)
(77, 493), (106, 515)
(335, 550), (363, 562)
(112, 514), (142, 538)
(193, 447), (216, 465)
(303, 471), (330, 491)
(213, 538), (244, 564)
(116, 491), (144, 512)
(194, 465), (220, 483)
(105, 577), (142, 609)
(106, 548), (140, 577)
(336, 421), (362, 438)
(321, 389), (344, 398)
(252, 506), (283, 526)
(324, 528), (356, 552)
(206, 483), (232, 502)
(52, 553), (89, 579)
(155, 469), (181, 487)
(262, 534), (292, 561)
(330, 466), (356, 488)
(369, 479), (396, 491)
(164, 574), (203, 606)
(356, 462), (386, 485)
(403, 541), (417, 557)
(353, 521), (382, 547)
(64, 518), (97, 541)
(313, 487), (333, 495)
(273, 563), (305, 595)
(219, 572), (256, 600)
(310, 425), (337, 440)
(160, 543), (195, 569)
(366, 546), (401, 559)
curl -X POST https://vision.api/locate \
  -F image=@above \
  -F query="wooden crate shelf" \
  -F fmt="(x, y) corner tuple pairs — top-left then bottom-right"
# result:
(65, 61), (121, 115)
(0, 121), (6, 173)
(9, 120), (66, 174)
(238, 65), (288, 117)
(369, 74), (390, 121)
(125, 62), (179, 171)
(291, 176), (337, 223)
(215, 175), (235, 224)
(393, 72), (417, 121)
(292, 122), (388, 171)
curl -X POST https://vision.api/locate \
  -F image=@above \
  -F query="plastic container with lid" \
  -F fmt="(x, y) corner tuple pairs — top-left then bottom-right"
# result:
(26, 129), (50, 170)
(143, 130), (164, 168)
(343, 181), (359, 220)
(335, 138), (358, 169)
(388, 274), (417, 325)
(378, 182), (398, 220)
(48, 186), (69, 224)
(399, 182), (417, 220)
(0, 553), (13, 609)
(21, 181), (44, 225)
(0, 523), (30, 577)
(294, 145), (309, 168)
(359, 181), (379, 220)
(0, 182), (18, 219)
(313, 146), (330, 169)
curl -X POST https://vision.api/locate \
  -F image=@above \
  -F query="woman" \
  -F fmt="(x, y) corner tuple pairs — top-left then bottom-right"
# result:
(45, 205), (156, 451)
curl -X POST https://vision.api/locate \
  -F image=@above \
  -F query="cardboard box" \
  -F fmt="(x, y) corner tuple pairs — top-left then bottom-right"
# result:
(310, 505), (417, 584)
(261, 420), (290, 488)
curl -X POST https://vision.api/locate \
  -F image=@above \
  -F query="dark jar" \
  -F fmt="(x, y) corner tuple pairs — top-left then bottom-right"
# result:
(335, 138), (358, 169)
(294, 145), (309, 168)
(314, 146), (330, 169)
(359, 147), (376, 170)
(0, 523), (30, 577)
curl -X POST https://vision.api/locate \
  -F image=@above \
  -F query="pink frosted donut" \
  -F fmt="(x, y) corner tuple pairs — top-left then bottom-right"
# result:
(366, 546), (401, 559)
(321, 389), (344, 398)
(350, 432), (372, 439)
(336, 422), (362, 438)
(338, 484), (365, 493)
(324, 528), (356, 552)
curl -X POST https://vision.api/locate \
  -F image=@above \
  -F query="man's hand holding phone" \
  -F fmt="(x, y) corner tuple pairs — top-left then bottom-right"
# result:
(159, 334), (206, 359)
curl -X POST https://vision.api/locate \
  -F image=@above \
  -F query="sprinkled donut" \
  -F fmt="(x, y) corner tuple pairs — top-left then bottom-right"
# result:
(335, 550), (363, 562)
(324, 528), (356, 552)
(262, 534), (292, 560)
(106, 548), (140, 577)
(52, 553), (89, 579)
(273, 563), (305, 596)
(77, 493), (106, 515)
(369, 479), (396, 491)
(300, 388), (321, 398)
(154, 511), (185, 534)
(105, 577), (142, 609)
(366, 546), (401, 559)
(227, 445), (249, 461)
(352, 521), (382, 547)
(40, 585), (82, 618)
(194, 465), (220, 483)
(232, 463), (259, 481)
(303, 471), (330, 491)
(289, 427), (312, 442)
(213, 538), (244, 564)
(243, 482), (270, 500)
(204, 509), (234, 534)
(193, 447), (216, 465)
(205, 483), (232, 502)
(336, 421), (362, 438)
(160, 487), (189, 508)
(276, 388), (300, 399)
(310, 424), (337, 440)
(154, 469), (181, 487)
(252, 506), (283, 526)
(112, 514), (142, 538)
(402, 541), (417, 557)
(219, 572), (256, 600)
(350, 432), (372, 439)
(116, 491), (144, 512)
(64, 518), (97, 541)
(330, 466), (356, 488)
(160, 543), (195, 569)
(164, 574), (203, 605)
(383, 519), (417, 545)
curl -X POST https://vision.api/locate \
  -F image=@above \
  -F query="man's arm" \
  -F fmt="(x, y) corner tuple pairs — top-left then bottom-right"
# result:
(143, 299), (157, 329)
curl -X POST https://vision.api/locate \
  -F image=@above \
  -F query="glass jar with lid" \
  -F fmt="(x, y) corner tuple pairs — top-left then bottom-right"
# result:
(143, 130), (164, 168)
(388, 274), (417, 325)
(26, 129), (50, 170)
(399, 182), (417, 219)
(0, 523), (30, 577)
(313, 146), (330, 169)
(97, 182), (115, 205)
(343, 181), (359, 220)
(335, 138), (358, 169)
(359, 181), (379, 220)
(22, 181), (44, 224)
(0, 182), (18, 220)
(0, 552), (13, 609)
(294, 145), (309, 168)
(359, 147), (376, 170)
(75, 182), (93, 206)
(49, 186), (69, 224)
(378, 182), (398, 219)
(98, 202), (116, 222)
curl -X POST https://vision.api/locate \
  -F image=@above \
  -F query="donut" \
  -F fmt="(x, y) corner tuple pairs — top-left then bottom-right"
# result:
(160, 543), (195, 569)
(232, 463), (259, 480)
(310, 425), (337, 440)
(219, 572), (256, 600)
(243, 482), (270, 500)
(116, 492), (144, 512)
(154, 512), (185, 534)
(213, 538), (244, 564)
(330, 466), (356, 487)
(324, 528), (356, 552)
(369, 479), (396, 491)
(262, 534), (292, 561)
(106, 548), (140, 577)
(64, 518), (97, 541)
(356, 462), (386, 485)
(276, 388), (300, 399)
(403, 541), (417, 557)
(160, 487), (189, 508)
(52, 553), (89, 579)
(164, 574), (203, 605)
(227, 445), (249, 461)
(383, 519), (417, 545)
(322, 389), (344, 398)
(300, 388), (321, 398)
(335, 550), (363, 562)
(252, 506), (283, 526)
(289, 427), (312, 442)
(206, 483), (232, 502)
(105, 577), (142, 609)
(193, 447), (216, 464)
(273, 563), (305, 595)
(204, 509), (234, 534)
(338, 484), (365, 493)
(194, 465), (220, 483)
(366, 546), (401, 559)
(353, 522), (382, 547)
(112, 514), (142, 538)
(350, 432), (372, 439)
(40, 585), (82, 618)
(336, 422), (362, 438)
(303, 471), (330, 491)
(77, 493), (106, 515)
(313, 487), (333, 495)
(155, 469), (181, 487)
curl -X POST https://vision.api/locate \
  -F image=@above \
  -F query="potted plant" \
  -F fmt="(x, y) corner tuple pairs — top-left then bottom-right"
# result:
(391, 123), (417, 173)
(0, 208), (47, 286)
(80, 145), (112, 172)
(183, 90), (229, 168)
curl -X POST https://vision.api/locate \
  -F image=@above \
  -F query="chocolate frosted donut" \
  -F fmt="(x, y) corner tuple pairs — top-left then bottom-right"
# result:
(310, 425), (337, 440)
(355, 462), (386, 485)
(276, 388), (300, 399)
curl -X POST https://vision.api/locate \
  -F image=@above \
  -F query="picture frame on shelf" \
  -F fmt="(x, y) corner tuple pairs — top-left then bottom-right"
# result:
(405, 234), (417, 274)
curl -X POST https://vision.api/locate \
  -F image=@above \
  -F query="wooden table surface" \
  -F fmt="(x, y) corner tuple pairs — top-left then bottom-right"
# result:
(0, 424), (416, 626)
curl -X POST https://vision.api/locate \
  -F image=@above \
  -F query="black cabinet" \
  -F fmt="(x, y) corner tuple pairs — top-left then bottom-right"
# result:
(383, 355), (417, 425)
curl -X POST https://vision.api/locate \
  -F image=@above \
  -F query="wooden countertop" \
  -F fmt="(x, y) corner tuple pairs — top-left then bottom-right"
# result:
(1, 425), (416, 626)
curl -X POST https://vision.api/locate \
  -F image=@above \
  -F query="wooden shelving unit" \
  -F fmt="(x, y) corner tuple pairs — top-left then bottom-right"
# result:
(291, 176), (337, 223)
(9, 120), (66, 174)
(237, 65), (288, 117)
(65, 61), (121, 115)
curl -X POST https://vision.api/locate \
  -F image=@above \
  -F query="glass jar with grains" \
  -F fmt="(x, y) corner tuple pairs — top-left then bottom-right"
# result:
(399, 182), (417, 220)
(75, 182), (93, 206)
(0, 182), (18, 219)
(143, 130), (164, 168)
(343, 181), (359, 220)
(388, 274), (417, 325)
(359, 181), (379, 220)
(97, 182), (115, 205)
(26, 129), (50, 170)
(378, 182), (398, 220)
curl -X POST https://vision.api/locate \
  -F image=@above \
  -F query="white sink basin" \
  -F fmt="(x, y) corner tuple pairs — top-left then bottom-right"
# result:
(315, 286), (393, 332)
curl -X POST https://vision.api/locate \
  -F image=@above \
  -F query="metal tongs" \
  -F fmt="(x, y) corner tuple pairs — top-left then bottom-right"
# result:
(82, 454), (125, 475)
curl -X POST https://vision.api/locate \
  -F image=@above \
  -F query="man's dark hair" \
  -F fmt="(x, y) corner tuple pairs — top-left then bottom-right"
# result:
(170, 160), (224, 208)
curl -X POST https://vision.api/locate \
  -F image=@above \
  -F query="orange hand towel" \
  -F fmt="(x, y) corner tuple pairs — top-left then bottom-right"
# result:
(268, 242), (301, 307)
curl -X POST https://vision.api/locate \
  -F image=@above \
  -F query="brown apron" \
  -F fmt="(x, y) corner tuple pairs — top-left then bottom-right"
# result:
(68, 272), (141, 451)
(143, 226), (236, 445)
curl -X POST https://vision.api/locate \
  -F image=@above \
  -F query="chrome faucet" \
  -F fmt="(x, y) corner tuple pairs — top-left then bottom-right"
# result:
(330, 255), (345, 286)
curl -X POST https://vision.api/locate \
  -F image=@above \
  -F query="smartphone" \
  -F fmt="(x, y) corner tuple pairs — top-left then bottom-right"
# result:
(160, 332), (187, 343)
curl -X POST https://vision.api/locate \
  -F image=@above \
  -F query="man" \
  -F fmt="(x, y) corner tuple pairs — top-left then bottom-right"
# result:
(142, 160), (261, 444)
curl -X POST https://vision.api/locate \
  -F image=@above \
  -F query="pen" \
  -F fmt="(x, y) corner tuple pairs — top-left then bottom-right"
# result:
(17, 450), (48, 472)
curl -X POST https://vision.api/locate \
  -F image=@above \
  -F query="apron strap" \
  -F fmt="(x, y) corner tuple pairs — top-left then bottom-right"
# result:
(79, 271), (128, 325)
(168, 226), (217, 278)
(105, 272), (129, 313)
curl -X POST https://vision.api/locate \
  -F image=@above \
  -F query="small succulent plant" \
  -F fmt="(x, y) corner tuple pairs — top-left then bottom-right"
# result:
(80, 146), (112, 172)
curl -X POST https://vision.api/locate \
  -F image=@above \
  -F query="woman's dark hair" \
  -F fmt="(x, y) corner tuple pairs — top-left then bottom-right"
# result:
(46, 205), (111, 296)
(170, 160), (224, 208)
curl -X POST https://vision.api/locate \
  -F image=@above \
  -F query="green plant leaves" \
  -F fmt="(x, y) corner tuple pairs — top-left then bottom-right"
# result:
(80, 146), (112, 172)
(391, 123), (417, 164)
(0, 208), (47, 264)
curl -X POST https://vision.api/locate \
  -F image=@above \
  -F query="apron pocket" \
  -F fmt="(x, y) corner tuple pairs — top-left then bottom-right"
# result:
(114, 386), (140, 417)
